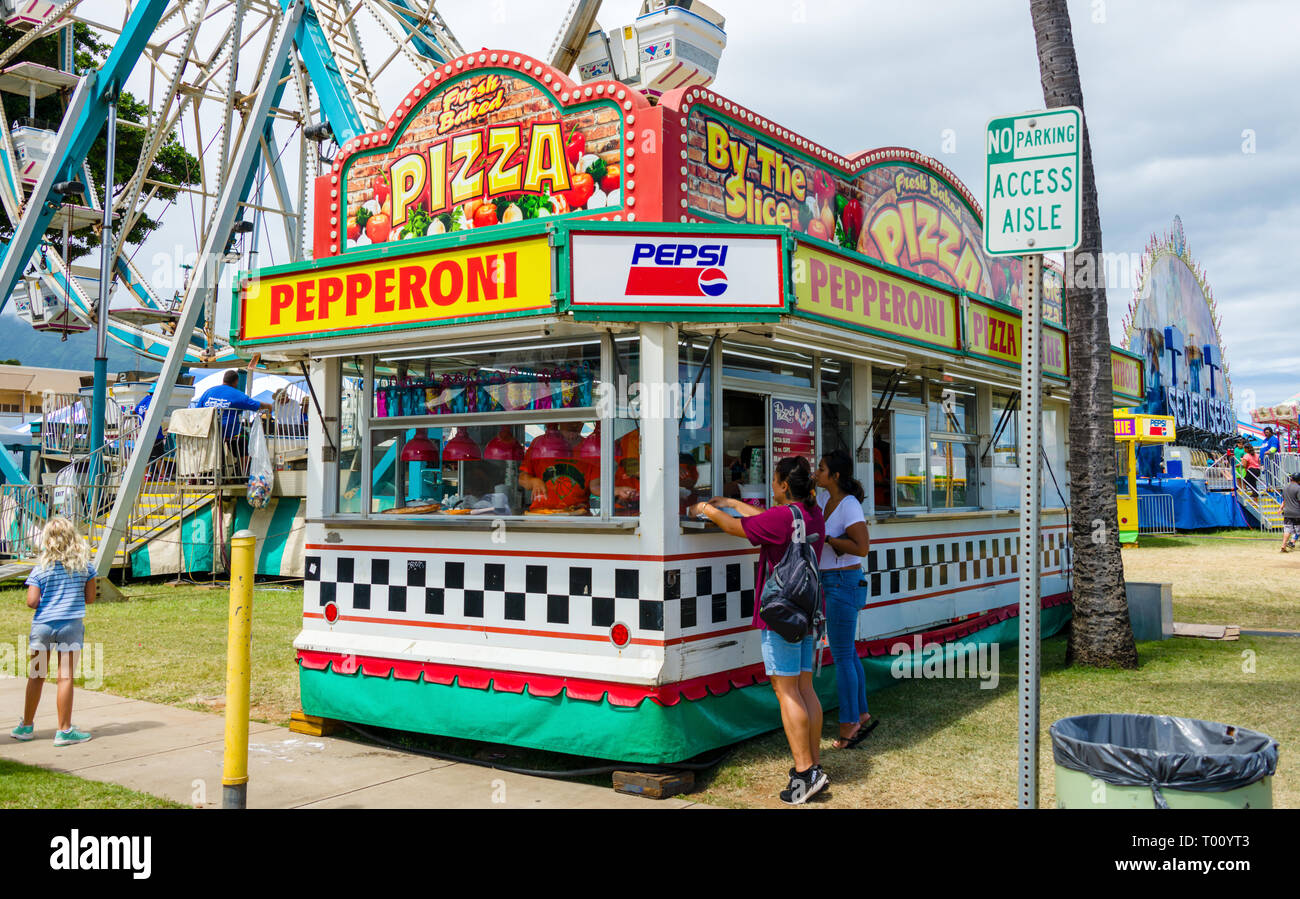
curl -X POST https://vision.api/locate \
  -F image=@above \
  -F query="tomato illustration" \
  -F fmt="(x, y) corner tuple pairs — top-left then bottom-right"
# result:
(472, 202), (499, 229)
(562, 173), (595, 210)
(365, 212), (391, 243)
(601, 164), (620, 193)
(807, 219), (831, 241)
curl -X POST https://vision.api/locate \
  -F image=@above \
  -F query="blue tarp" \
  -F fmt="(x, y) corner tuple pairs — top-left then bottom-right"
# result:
(1137, 477), (1249, 530)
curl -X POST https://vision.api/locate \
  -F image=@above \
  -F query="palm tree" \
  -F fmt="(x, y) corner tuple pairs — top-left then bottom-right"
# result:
(1029, 0), (1137, 668)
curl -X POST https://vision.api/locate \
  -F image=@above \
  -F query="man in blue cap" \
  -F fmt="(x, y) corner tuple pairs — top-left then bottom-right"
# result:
(195, 365), (271, 475)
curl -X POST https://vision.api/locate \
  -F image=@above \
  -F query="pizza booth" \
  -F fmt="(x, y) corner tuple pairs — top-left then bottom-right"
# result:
(232, 49), (1144, 762)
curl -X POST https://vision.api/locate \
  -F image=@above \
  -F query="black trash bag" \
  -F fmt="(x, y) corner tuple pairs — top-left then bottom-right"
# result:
(1050, 714), (1279, 809)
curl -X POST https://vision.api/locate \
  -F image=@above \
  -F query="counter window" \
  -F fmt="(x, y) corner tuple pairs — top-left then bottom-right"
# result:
(721, 341), (813, 390)
(892, 412), (926, 511)
(599, 335), (641, 518)
(354, 337), (618, 518)
(929, 440), (977, 509)
(678, 333), (713, 513)
(927, 377), (979, 509)
(1115, 446), (1129, 498)
(337, 358), (365, 514)
(990, 389), (1019, 466)
(819, 358), (852, 457)
(372, 341), (599, 418)
(370, 419), (601, 515)
(929, 381), (977, 435)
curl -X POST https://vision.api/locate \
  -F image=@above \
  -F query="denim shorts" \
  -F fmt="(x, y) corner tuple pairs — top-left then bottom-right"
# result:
(30, 618), (84, 652)
(761, 628), (815, 676)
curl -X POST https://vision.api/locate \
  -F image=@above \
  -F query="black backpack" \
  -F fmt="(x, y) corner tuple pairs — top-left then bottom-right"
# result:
(758, 504), (825, 645)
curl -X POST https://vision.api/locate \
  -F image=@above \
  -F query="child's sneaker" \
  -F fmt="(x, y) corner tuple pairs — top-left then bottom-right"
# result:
(53, 726), (91, 747)
(10, 721), (34, 741)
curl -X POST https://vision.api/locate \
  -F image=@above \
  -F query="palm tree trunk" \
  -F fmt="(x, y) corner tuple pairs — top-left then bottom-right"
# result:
(1030, 0), (1137, 667)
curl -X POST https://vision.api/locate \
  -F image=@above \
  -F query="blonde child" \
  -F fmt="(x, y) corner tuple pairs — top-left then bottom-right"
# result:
(11, 517), (96, 746)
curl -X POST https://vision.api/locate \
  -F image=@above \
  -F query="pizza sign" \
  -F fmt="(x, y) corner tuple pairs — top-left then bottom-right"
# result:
(335, 68), (630, 251)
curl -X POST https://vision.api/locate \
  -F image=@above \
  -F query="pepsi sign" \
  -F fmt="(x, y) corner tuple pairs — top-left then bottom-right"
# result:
(569, 231), (784, 311)
(626, 242), (731, 298)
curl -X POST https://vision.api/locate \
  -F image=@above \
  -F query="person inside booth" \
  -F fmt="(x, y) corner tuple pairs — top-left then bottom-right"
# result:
(589, 429), (702, 517)
(519, 423), (593, 514)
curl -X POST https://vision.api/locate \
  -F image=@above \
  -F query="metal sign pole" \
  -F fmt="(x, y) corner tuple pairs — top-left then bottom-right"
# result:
(1018, 252), (1042, 808)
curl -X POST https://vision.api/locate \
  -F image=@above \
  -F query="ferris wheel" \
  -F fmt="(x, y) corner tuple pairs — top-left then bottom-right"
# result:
(0, 1), (725, 370)
(0, 0), (727, 568)
(0, 0), (471, 367)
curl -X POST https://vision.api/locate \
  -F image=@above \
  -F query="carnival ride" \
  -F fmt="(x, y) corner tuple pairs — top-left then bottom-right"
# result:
(0, 0), (709, 573)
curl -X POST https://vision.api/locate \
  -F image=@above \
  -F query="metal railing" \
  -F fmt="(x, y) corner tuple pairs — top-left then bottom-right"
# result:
(40, 391), (136, 458)
(1194, 451), (1238, 492)
(1137, 493), (1175, 535)
(1234, 484), (1284, 534)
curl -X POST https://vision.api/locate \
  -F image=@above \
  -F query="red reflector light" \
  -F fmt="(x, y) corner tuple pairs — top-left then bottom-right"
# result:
(610, 623), (630, 647)
(324, 602), (339, 623)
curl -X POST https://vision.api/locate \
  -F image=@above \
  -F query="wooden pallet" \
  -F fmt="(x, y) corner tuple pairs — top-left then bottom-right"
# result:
(1172, 622), (1240, 641)
(612, 770), (694, 799)
(289, 710), (341, 737)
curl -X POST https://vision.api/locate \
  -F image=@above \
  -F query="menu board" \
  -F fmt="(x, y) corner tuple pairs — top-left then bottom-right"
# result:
(771, 398), (816, 463)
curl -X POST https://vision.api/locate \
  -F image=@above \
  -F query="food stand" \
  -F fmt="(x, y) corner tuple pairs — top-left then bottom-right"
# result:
(1113, 411), (1177, 544)
(233, 49), (1144, 763)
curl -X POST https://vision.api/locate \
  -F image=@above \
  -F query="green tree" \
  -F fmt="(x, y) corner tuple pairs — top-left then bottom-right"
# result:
(1030, 0), (1138, 668)
(0, 22), (200, 261)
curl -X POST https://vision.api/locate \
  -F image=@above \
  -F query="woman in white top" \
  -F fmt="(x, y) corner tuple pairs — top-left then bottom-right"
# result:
(815, 450), (875, 749)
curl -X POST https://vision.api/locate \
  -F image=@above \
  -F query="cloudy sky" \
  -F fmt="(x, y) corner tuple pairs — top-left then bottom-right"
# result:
(428, 0), (1300, 415)
(7, 0), (1297, 417)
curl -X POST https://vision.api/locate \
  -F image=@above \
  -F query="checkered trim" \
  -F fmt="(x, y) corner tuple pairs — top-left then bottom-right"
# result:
(863, 529), (1072, 601)
(662, 560), (757, 636)
(305, 552), (660, 636)
(302, 530), (1071, 642)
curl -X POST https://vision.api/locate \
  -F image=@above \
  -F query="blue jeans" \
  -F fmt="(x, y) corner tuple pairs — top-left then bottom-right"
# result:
(822, 568), (868, 725)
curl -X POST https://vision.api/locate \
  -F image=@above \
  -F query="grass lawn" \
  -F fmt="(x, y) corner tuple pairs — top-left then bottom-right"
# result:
(692, 632), (1295, 808)
(1121, 532), (1300, 631)
(0, 758), (185, 809)
(0, 580), (305, 727)
(1, 530), (1291, 809)
(695, 531), (1297, 808)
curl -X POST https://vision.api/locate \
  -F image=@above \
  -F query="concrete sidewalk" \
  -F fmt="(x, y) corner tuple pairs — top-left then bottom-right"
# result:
(0, 677), (702, 809)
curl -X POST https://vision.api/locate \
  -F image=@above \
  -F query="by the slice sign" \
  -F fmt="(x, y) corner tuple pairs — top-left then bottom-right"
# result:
(985, 107), (1082, 255)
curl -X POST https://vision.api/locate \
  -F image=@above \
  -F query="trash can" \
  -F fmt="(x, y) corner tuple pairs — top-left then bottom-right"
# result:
(1051, 714), (1279, 809)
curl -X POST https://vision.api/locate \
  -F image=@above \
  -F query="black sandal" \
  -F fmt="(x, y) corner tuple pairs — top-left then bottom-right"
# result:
(845, 717), (879, 747)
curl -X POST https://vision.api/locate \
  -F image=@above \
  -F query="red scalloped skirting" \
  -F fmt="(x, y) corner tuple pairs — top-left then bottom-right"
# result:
(298, 591), (1072, 708)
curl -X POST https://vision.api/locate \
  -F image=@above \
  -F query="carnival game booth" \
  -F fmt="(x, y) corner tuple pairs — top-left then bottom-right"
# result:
(233, 49), (1143, 763)
(1113, 411), (1176, 543)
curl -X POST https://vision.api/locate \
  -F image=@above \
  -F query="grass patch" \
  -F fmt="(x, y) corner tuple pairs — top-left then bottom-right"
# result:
(1121, 534), (1300, 631)
(0, 758), (185, 809)
(2, 533), (1291, 809)
(0, 580), (304, 727)
(690, 633), (1295, 808)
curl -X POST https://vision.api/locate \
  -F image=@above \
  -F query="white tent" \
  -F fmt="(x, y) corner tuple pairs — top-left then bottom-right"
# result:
(189, 370), (307, 406)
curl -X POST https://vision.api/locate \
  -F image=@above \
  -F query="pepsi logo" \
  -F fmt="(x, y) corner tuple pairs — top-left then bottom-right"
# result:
(698, 267), (728, 297)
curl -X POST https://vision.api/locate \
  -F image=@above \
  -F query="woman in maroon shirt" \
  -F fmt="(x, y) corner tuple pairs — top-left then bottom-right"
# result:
(691, 456), (828, 804)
